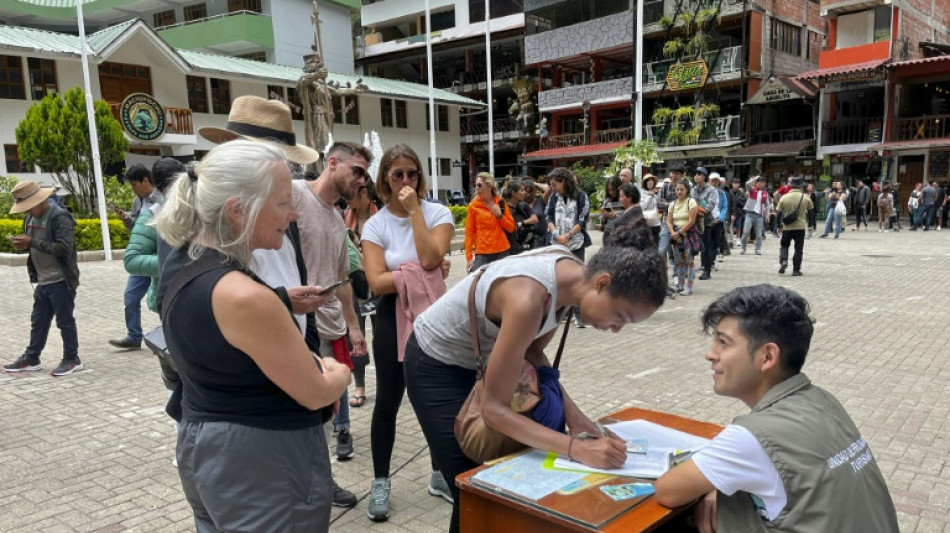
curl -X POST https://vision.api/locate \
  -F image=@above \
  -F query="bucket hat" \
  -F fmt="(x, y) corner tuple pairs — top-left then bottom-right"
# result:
(198, 96), (319, 164)
(9, 181), (54, 214)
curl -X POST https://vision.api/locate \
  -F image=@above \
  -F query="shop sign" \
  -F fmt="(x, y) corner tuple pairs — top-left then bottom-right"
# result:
(120, 93), (166, 141)
(667, 60), (709, 91)
(746, 77), (807, 105)
(832, 153), (874, 163)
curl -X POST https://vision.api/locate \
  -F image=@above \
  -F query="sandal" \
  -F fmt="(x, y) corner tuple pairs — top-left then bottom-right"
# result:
(349, 395), (366, 408)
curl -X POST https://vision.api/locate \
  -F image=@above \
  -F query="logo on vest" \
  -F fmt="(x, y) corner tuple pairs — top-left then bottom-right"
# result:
(120, 93), (166, 141)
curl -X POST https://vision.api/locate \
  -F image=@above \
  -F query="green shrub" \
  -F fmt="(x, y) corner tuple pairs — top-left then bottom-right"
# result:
(449, 205), (468, 226)
(0, 218), (130, 254)
(571, 162), (603, 202)
(0, 175), (19, 215)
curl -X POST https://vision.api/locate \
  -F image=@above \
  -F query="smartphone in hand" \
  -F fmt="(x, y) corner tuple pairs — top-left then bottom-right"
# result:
(317, 278), (352, 295)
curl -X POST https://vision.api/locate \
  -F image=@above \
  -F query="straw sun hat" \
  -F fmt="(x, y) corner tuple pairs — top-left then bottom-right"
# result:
(9, 181), (54, 214)
(198, 96), (319, 165)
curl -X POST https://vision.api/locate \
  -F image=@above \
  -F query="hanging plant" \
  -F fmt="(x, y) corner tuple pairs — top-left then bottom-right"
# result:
(683, 127), (703, 146)
(666, 128), (686, 147)
(694, 102), (721, 122)
(673, 105), (695, 125)
(659, 15), (674, 30)
(678, 13), (694, 33)
(663, 38), (685, 59)
(696, 8), (720, 31)
(652, 106), (674, 125)
(687, 31), (711, 57)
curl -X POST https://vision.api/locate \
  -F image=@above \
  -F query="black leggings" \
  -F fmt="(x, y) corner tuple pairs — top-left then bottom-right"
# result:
(404, 334), (478, 533)
(370, 294), (437, 478)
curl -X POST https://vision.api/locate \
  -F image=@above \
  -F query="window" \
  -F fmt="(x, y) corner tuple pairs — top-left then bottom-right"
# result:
(229, 0), (262, 13)
(186, 75), (209, 113)
(5, 144), (31, 174)
(440, 158), (451, 176)
(183, 3), (207, 22)
(873, 6), (892, 43)
(27, 58), (57, 100)
(806, 30), (823, 61)
(395, 100), (408, 129)
(235, 51), (267, 62)
(771, 19), (802, 56)
(332, 95), (360, 125)
(287, 87), (304, 120)
(210, 78), (231, 115)
(380, 98), (393, 127)
(267, 85), (285, 101)
(426, 104), (451, 131)
(0, 55), (25, 100)
(153, 9), (176, 27)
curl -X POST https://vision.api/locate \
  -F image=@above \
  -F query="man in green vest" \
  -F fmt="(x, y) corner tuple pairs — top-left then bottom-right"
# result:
(655, 284), (899, 533)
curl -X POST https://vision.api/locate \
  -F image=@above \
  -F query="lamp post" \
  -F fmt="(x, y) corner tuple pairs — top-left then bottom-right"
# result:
(582, 99), (591, 144)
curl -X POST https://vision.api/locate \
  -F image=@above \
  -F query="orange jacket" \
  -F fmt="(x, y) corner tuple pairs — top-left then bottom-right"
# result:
(464, 196), (515, 261)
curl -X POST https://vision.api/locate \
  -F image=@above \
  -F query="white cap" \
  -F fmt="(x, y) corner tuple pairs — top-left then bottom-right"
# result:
(709, 172), (722, 182)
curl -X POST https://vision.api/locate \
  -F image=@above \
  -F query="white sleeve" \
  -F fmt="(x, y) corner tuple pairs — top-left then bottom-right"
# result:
(361, 213), (384, 247)
(425, 202), (455, 228)
(691, 424), (787, 521)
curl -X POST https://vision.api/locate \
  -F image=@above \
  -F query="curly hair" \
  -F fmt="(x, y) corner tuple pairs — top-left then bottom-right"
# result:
(588, 223), (667, 308)
(548, 167), (578, 198)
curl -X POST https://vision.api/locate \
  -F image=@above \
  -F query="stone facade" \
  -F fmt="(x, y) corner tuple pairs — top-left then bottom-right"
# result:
(538, 77), (633, 111)
(524, 0), (566, 11)
(525, 10), (633, 65)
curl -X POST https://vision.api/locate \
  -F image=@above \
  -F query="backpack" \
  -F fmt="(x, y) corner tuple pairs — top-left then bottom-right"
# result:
(877, 194), (890, 210)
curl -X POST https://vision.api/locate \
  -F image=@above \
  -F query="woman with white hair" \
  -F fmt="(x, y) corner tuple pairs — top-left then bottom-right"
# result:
(155, 140), (350, 533)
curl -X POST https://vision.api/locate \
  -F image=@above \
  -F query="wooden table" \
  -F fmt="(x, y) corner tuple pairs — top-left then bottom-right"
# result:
(457, 407), (723, 533)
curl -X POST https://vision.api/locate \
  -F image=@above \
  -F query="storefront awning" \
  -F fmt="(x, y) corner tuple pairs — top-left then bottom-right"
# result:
(867, 138), (950, 152)
(520, 141), (627, 161)
(726, 139), (815, 158)
(658, 140), (744, 159)
(888, 54), (950, 70)
(746, 77), (817, 105)
(796, 58), (890, 83)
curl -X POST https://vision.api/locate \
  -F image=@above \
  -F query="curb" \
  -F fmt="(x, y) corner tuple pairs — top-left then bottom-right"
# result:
(0, 249), (126, 267)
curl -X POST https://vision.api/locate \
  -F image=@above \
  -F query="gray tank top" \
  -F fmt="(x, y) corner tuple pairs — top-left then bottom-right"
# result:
(413, 247), (572, 370)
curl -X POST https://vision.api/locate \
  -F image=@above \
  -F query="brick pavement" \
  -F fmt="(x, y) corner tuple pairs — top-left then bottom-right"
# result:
(0, 227), (948, 532)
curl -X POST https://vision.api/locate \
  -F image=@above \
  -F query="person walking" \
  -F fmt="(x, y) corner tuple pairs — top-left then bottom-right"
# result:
(109, 164), (163, 350)
(690, 167), (718, 280)
(741, 176), (768, 254)
(776, 177), (813, 276)
(4, 181), (82, 376)
(819, 182), (846, 239)
(805, 183), (818, 238)
(464, 172), (515, 271)
(877, 185), (894, 232)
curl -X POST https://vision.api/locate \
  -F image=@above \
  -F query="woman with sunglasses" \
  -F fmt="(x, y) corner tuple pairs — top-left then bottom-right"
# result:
(360, 144), (456, 522)
(464, 172), (515, 271)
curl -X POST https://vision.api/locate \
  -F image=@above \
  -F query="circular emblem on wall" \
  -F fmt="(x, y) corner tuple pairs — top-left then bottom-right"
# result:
(120, 93), (166, 141)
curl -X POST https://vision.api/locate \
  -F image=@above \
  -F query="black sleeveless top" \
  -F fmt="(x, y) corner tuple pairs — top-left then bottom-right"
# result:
(163, 252), (323, 430)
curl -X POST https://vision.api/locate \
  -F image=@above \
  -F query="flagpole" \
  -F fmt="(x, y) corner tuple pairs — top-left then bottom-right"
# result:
(425, 0), (439, 200)
(485, 11), (494, 175)
(634, 0), (644, 180)
(77, 0), (112, 260)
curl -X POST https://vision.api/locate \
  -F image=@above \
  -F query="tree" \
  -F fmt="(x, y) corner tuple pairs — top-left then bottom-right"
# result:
(15, 87), (129, 215)
(607, 139), (664, 178)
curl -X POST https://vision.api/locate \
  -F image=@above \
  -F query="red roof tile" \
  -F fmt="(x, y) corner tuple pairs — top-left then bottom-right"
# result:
(889, 55), (950, 69)
(796, 58), (890, 80)
(521, 141), (628, 161)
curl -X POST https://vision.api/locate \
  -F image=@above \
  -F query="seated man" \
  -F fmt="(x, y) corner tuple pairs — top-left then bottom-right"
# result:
(655, 284), (898, 533)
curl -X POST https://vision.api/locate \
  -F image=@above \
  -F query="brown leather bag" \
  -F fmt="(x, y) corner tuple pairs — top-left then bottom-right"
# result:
(454, 252), (575, 463)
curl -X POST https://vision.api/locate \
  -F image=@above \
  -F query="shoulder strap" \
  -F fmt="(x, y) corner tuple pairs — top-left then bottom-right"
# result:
(467, 248), (580, 379)
(160, 252), (239, 323)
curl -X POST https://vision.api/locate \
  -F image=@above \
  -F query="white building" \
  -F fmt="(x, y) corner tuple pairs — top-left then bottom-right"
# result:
(0, 19), (480, 197)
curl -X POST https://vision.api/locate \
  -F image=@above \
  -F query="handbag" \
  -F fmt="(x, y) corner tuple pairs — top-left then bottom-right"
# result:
(834, 199), (847, 216)
(454, 252), (576, 463)
(781, 193), (805, 225)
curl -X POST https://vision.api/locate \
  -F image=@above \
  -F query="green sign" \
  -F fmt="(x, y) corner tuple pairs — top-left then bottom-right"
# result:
(120, 93), (166, 141)
(666, 60), (709, 91)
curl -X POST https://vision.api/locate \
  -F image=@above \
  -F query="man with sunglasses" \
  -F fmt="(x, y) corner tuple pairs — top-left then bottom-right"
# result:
(294, 141), (373, 467)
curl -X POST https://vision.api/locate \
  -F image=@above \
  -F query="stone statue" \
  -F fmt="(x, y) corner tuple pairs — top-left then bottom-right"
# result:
(511, 79), (537, 133)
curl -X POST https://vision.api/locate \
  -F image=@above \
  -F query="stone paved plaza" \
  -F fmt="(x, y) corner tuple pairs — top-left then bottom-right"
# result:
(1, 226), (948, 533)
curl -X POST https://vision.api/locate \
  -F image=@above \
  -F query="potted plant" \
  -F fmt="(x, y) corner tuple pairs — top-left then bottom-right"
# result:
(662, 38), (685, 59)
(687, 31), (710, 56)
(666, 128), (686, 147)
(683, 127), (703, 145)
(694, 102), (721, 122)
(673, 105), (695, 124)
(696, 7), (719, 31)
(659, 15), (674, 31)
(652, 106), (674, 125)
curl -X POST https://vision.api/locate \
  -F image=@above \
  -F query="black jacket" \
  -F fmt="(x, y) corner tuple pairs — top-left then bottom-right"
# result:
(24, 204), (80, 290)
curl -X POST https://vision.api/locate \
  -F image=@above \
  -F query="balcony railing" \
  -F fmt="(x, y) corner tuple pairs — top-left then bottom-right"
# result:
(643, 46), (742, 90)
(755, 127), (814, 144)
(154, 10), (268, 31)
(537, 127), (634, 149)
(896, 114), (950, 142)
(108, 103), (195, 136)
(821, 116), (883, 146)
(643, 115), (741, 146)
(592, 127), (633, 144)
(643, 0), (745, 28)
(541, 132), (588, 150)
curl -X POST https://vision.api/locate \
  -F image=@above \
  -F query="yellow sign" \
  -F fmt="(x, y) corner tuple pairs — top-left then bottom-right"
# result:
(666, 60), (709, 91)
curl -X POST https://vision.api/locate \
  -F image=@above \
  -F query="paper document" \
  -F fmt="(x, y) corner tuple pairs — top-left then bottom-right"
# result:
(551, 419), (711, 478)
(473, 450), (587, 500)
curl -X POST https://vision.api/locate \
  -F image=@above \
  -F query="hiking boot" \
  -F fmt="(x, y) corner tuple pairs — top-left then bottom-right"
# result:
(109, 337), (142, 349)
(332, 480), (358, 508)
(4, 356), (42, 373)
(367, 477), (391, 521)
(51, 359), (83, 377)
(792, 270), (803, 277)
(336, 429), (355, 460)
(428, 471), (454, 504)
(698, 271), (711, 280)
(779, 262), (787, 274)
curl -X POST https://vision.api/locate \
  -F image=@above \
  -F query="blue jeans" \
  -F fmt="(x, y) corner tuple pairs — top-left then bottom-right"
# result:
(124, 275), (151, 342)
(318, 337), (350, 432)
(823, 211), (844, 237)
(25, 281), (78, 361)
(918, 204), (934, 230)
(741, 212), (764, 252)
(657, 223), (672, 256)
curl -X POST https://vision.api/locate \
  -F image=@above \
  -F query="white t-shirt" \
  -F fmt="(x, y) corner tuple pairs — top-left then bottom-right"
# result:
(691, 424), (787, 522)
(252, 235), (306, 335)
(361, 201), (454, 271)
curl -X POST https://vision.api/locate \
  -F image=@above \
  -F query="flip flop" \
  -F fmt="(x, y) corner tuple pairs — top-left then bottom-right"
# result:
(349, 395), (366, 408)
